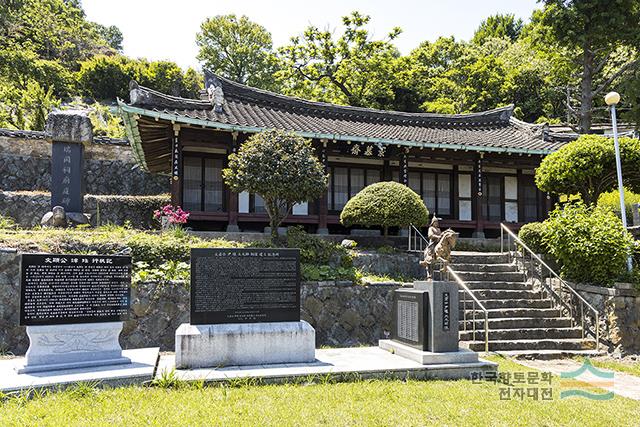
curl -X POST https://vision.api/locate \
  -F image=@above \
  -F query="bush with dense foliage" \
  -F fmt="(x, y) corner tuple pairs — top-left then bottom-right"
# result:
(517, 222), (548, 255)
(543, 202), (634, 286)
(340, 182), (429, 236)
(535, 135), (640, 204)
(286, 226), (350, 266)
(597, 188), (640, 224)
(223, 130), (328, 240)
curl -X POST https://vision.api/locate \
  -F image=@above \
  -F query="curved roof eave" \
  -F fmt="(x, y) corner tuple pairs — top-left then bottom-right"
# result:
(117, 100), (554, 156)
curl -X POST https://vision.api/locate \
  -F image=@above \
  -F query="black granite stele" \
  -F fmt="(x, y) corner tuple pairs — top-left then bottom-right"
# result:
(20, 254), (131, 326)
(50, 141), (84, 212)
(190, 248), (300, 325)
(415, 281), (460, 352)
(391, 288), (429, 351)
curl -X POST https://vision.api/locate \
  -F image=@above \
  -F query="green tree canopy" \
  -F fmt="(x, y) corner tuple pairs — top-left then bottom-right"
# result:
(223, 130), (328, 240)
(77, 55), (202, 101)
(340, 182), (429, 236)
(472, 13), (523, 44)
(535, 135), (640, 204)
(532, 0), (640, 133)
(277, 11), (404, 109)
(196, 14), (278, 89)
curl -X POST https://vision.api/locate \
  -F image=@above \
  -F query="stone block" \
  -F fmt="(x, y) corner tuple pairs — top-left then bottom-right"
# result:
(175, 321), (316, 369)
(379, 339), (476, 365)
(46, 110), (93, 144)
(414, 280), (459, 352)
(17, 322), (130, 374)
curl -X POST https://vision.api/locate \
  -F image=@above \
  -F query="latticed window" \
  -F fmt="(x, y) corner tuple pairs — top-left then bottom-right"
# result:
(182, 155), (225, 212)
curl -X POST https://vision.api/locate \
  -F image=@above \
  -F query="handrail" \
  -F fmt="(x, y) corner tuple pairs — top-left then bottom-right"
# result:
(407, 224), (429, 253)
(447, 266), (490, 353)
(500, 223), (600, 349)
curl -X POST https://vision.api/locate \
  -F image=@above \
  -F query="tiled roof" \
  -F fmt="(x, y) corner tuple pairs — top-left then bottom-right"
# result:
(0, 127), (129, 146)
(122, 72), (567, 155)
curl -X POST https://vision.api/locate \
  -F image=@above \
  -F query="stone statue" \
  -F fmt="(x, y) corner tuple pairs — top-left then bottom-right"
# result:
(419, 215), (458, 280)
(41, 206), (68, 228)
(40, 205), (90, 228)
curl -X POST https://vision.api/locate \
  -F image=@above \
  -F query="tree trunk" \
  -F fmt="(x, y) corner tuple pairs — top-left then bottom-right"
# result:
(578, 44), (594, 134)
(383, 226), (388, 238)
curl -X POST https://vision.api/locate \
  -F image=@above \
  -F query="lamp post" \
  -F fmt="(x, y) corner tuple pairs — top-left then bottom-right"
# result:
(605, 91), (633, 272)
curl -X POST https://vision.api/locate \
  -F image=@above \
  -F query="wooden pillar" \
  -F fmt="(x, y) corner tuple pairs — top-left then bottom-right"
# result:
(473, 154), (485, 238)
(171, 124), (182, 207)
(317, 140), (329, 235)
(227, 132), (240, 232)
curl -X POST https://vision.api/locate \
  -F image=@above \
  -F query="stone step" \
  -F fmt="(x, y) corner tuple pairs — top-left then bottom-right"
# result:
(460, 317), (574, 330)
(460, 308), (563, 318)
(465, 338), (597, 352)
(494, 349), (604, 361)
(460, 298), (553, 310)
(450, 263), (518, 273)
(459, 327), (584, 341)
(451, 252), (509, 264)
(459, 289), (540, 300)
(464, 281), (533, 291)
(455, 271), (526, 282)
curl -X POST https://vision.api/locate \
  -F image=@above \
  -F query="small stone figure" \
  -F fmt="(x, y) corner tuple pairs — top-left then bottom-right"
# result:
(40, 205), (90, 228)
(420, 215), (458, 280)
(40, 206), (68, 228)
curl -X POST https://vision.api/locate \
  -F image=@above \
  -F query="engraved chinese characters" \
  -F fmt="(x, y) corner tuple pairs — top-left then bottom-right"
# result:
(51, 142), (83, 212)
(190, 248), (300, 325)
(20, 254), (131, 326)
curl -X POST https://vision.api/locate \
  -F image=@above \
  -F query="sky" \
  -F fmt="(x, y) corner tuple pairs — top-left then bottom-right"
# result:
(82, 0), (541, 70)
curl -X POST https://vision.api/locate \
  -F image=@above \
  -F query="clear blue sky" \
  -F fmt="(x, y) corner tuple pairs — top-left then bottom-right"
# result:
(82, 0), (540, 70)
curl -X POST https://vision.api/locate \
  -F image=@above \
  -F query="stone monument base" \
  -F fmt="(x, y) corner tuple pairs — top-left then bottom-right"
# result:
(17, 322), (130, 374)
(379, 340), (478, 365)
(175, 321), (316, 369)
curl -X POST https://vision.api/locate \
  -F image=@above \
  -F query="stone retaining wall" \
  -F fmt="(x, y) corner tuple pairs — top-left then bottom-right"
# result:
(0, 249), (400, 354)
(569, 281), (640, 355)
(0, 191), (169, 229)
(0, 135), (168, 195)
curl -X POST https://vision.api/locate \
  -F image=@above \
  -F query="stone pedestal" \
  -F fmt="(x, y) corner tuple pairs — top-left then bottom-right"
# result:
(379, 340), (478, 365)
(175, 321), (316, 369)
(17, 322), (130, 374)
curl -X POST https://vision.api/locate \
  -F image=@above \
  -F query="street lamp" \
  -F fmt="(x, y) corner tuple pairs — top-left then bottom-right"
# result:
(605, 91), (633, 272)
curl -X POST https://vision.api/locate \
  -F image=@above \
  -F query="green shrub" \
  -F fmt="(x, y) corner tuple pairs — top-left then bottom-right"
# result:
(518, 222), (548, 254)
(543, 202), (634, 286)
(285, 226), (350, 267)
(301, 264), (360, 282)
(597, 188), (640, 224)
(535, 135), (640, 204)
(340, 182), (429, 236)
(0, 214), (17, 230)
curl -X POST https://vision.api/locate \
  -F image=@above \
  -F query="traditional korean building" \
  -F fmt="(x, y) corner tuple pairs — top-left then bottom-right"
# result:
(117, 71), (567, 237)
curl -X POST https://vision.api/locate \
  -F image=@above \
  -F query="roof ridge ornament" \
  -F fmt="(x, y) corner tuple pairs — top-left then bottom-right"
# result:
(207, 85), (225, 114)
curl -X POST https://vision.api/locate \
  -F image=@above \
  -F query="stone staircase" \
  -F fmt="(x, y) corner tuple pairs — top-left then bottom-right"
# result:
(451, 251), (600, 359)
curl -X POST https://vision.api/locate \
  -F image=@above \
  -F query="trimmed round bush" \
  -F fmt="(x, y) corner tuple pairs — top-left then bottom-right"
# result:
(340, 182), (429, 236)
(544, 201), (634, 286)
(518, 222), (548, 255)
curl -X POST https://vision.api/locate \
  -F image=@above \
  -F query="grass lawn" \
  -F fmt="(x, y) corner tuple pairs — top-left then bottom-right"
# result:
(1, 356), (638, 426)
(581, 357), (640, 377)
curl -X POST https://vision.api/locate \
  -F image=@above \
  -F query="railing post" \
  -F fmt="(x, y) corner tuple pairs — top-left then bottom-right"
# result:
(463, 291), (467, 331)
(472, 303), (476, 342)
(484, 313), (489, 353)
(581, 301), (584, 339)
(500, 225), (504, 253)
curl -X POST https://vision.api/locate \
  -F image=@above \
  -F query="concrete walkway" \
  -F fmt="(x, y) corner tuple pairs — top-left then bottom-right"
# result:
(518, 358), (640, 401)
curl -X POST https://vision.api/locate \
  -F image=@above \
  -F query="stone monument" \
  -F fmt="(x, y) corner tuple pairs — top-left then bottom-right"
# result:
(40, 110), (91, 227)
(17, 254), (132, 373)
(175, 248), (315, 369)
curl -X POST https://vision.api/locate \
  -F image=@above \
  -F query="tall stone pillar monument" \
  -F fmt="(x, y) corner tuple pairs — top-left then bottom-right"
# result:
(41, 110), (92, 226)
